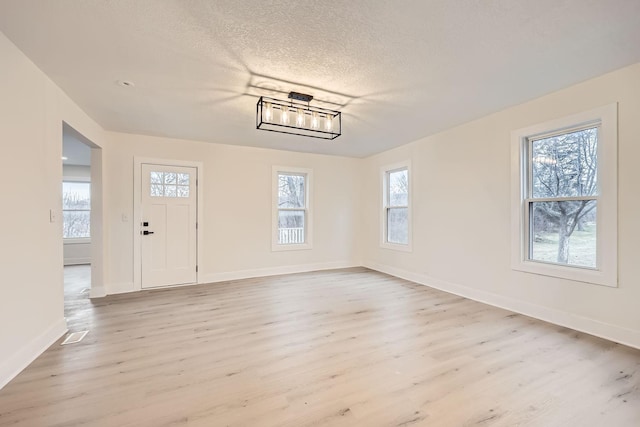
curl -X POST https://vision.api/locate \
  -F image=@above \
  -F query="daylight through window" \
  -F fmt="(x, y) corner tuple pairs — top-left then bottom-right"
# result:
(277, 173), (307, 245)
(382, 163), (410, 249)
(511, 103), (618, 287)
(150, 171), (190, 198)
(63, 182), (91, 239)
(526, 126), (598, 268)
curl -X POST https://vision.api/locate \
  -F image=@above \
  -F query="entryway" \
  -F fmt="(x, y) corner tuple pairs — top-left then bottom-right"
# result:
(135, 160), (201, 290)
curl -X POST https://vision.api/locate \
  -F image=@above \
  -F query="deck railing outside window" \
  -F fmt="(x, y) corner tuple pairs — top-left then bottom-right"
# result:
(279, 227), (304, 244)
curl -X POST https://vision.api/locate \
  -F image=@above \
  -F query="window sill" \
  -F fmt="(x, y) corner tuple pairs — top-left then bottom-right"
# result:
(64, 238), (91, 245)
(380, 242), (412, 253)
(272, 243), (313, 252)
(512, 260), (616, 288)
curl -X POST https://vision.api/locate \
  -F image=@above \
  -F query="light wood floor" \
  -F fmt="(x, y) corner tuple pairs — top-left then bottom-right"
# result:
(1, 267), (639, 426)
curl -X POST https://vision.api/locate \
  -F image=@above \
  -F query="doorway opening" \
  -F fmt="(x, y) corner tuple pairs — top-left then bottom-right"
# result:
(62, 123), (103, 329)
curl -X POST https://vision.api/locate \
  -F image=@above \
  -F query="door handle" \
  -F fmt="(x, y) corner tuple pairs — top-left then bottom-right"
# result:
(143, 230), (154, 235)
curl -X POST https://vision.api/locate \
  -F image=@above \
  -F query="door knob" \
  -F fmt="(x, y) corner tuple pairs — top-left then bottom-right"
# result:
(143, 230), (154, 235)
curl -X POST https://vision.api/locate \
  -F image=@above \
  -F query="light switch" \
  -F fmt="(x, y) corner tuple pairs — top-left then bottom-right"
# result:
(49, 209), (57, 223)
(122, 213), (129, 222)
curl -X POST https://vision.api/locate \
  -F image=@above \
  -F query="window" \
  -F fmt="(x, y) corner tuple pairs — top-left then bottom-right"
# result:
(150, 171), (190, 198)
(62, 182), (91, 239)
(381, 161), (411, 251)
(511, 104), (617, 286)
(272, 166), (312, 251)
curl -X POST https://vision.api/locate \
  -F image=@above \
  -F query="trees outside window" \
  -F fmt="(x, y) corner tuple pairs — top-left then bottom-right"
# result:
(528, 127), (597, 267)
(381, 161), (411, 251)
(277, 173), (306, 244)
(63, 182), (90, 239)
(511, 104), (617, 287)
(386, 168), (409, 244)
(272, 166), (312, 251)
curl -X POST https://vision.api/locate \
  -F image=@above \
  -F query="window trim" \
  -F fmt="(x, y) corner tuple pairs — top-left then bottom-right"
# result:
(510, 104), (617, 287)
(62, 180), (91, 240)
(272, 166), (313, 251)
(380, 160), (412, 252)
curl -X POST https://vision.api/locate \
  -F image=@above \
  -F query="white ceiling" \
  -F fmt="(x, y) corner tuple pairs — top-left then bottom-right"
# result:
(63, 124), (92, 166)
(1, 1), (639, 158)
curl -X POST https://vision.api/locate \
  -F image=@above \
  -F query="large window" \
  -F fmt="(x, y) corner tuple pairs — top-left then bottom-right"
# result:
(381, 161), (411, 251)
(63, 182), (91, 239)
(527, 127), (598, 268)
(272, 166), (312, 251)
(511, 104), (617, 286)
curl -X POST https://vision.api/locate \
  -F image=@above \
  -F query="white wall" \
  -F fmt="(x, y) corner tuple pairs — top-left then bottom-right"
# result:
(0, 31), (107, 388)
(104, 132), (362, 293)
(2, 20), (638, 391)
(362, 63), (640, 348)
(63, 165), (91, 265)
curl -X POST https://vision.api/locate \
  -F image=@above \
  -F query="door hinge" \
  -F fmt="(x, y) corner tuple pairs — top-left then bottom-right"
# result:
(196, 265), (198, 273)
(196, 222), (198, 229)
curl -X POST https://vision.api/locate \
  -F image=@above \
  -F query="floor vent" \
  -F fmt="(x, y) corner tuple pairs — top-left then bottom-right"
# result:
(61, 330), (89, 345)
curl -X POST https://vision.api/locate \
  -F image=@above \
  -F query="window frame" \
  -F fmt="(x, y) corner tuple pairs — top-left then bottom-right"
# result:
(272, 166), (313, 251)
(510, 104), (617, 287)
(380, 160), (412, 252)
(62, 180), (91, 241)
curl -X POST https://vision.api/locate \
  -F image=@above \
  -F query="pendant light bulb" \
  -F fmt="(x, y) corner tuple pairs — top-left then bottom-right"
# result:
(264, 102), (272, 122)
(325, 113), (333, 131)
(311, 112), (319, 129)
(281, 106), (290, 125)
(296, 108), (305, 127)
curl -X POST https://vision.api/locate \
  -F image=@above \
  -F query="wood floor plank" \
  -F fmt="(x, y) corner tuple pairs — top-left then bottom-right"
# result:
(0, 266), (639, 426)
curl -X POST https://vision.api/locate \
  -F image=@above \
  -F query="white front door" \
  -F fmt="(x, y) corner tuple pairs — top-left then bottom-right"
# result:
(141, 164), (197, 289)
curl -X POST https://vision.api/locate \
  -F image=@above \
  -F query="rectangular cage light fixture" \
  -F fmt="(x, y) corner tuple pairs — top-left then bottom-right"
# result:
(256, 92), (341, 140)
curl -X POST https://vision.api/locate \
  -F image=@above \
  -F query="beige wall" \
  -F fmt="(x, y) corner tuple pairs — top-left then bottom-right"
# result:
(0, 31), (106, 388)
(104, 132), (363, 292)
(2, 23), (639, 390)
(362, 63), (640, 348)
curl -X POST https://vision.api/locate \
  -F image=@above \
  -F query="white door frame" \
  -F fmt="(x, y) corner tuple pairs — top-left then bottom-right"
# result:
(89, 147), (105, 297)
(133, 157), (204, 291)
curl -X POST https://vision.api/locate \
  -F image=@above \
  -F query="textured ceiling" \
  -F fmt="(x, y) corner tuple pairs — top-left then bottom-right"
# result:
(1, 1), (640, 157)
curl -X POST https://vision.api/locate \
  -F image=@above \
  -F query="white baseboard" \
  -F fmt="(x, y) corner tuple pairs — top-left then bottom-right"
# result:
(364, 260), (640, 350)
(104, 262), (358, 296)
(106, 282), (135, 295)
(199, 261), (358, 285)
(89, 286), (106, 298)
(0, 317), (68, 390)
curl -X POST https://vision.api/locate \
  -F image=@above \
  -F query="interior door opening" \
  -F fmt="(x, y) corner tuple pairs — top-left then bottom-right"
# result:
(61, 122), (103, 328)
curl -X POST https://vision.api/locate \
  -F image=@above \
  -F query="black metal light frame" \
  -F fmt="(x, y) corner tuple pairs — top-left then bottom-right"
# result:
(256, 93), (342, 140)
